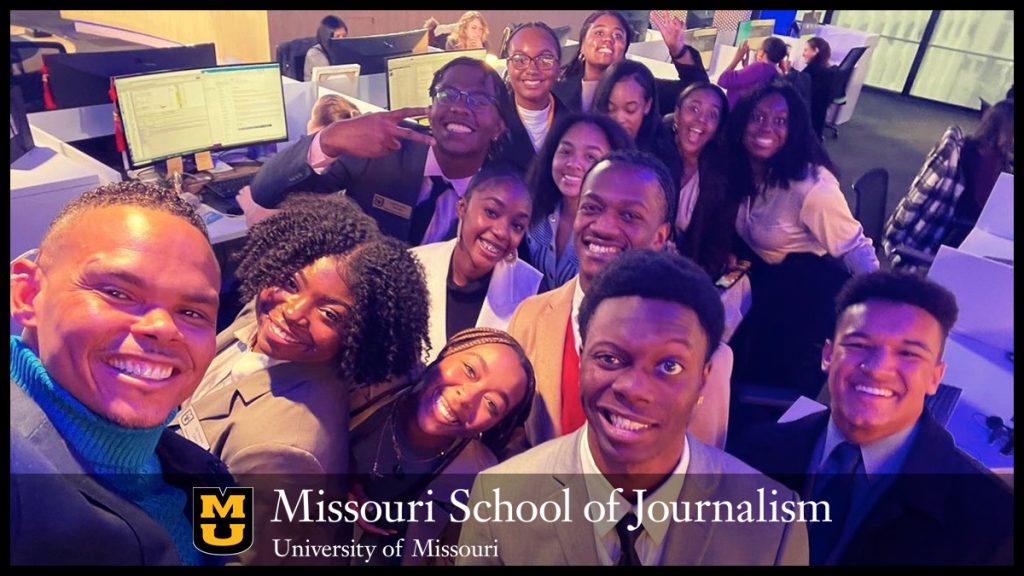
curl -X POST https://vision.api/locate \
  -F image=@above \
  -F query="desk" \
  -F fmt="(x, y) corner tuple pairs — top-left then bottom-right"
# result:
(942, 334), (1014, 472)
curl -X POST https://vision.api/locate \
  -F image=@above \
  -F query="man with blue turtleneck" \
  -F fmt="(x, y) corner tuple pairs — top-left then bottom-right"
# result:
(10, 182), (233, 565)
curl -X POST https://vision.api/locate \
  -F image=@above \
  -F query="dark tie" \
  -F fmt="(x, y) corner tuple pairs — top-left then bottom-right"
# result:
(409, 175), (451, 246)
(809, 441), (864, 564)
(615, 512), (643, 566)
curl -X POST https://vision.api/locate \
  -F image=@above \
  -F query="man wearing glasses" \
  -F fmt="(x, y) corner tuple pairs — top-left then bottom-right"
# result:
(731, 271), (1013, 565)
(251, 57), (509, 246)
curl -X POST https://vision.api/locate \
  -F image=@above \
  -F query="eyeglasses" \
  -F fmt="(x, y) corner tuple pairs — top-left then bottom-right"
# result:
(974, 413), (1014, 456)
(508, 53), (559, 71)
(432, 87), (499, 110)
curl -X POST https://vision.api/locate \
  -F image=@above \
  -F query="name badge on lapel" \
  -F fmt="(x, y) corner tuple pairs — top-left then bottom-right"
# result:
(176, 405), (211, 451)
(372, 194), (413, 219)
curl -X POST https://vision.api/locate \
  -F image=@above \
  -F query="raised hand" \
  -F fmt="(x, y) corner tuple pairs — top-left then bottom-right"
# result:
(652, 10), (687, 58)
(318, 106), (436, 158)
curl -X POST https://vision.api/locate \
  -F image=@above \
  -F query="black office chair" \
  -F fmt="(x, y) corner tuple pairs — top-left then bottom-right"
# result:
(10, 40), (67, 112)
(853, 167), (889, 248)
(822, 45), (867, 139)
(275, 36), (317, 81)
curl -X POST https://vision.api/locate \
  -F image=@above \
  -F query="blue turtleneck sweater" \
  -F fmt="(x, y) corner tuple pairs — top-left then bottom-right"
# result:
(10, 336), (203, 565)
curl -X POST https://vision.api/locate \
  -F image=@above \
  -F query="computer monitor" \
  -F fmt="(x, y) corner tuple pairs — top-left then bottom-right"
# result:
(684, 28), (719, 70)
(799, 11), (822, 37)
(113, 62), (288, 169)
(43, 44), (217, 109)
(386, 49), (487, 111)
(686, 10), (715, 31)
(734, 19), (776, 50)
(10, 86), (35, 164)
(327, 29), (428, 75)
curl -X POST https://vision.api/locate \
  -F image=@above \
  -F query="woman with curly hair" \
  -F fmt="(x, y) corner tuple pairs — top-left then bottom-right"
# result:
(348, 327), (535, 565)
(170, 194), (430, 564)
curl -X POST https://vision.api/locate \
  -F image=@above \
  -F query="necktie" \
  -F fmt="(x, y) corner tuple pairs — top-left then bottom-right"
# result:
(410, 175), (452, 246)
(615, 512), (643, 566)
(809, 441), (864, 564)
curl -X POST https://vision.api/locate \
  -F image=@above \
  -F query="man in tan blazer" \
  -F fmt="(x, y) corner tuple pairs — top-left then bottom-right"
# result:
(507, 150), (732, 454)
(458, 250), (807, 565)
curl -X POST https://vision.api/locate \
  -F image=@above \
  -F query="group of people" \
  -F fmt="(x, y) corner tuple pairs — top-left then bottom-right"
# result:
(10, 9), (1013, 568)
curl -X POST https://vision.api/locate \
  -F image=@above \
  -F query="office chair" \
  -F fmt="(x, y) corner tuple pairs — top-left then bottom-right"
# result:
(853, 167), (889, 248)
(275, 36), (317, 81)
(10, 40), (67, 112)
(822, 45), (867, 139)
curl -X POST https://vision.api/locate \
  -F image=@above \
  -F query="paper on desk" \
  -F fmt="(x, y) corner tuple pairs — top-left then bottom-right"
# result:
(928, 245), (1013, 352)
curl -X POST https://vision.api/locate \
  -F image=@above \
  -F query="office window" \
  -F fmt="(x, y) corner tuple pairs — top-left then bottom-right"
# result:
(909, 10), (1014, 108)
(833, 10), (931, 92)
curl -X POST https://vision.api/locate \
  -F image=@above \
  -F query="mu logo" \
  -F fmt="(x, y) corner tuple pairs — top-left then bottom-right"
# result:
(192, 487), (254, 555)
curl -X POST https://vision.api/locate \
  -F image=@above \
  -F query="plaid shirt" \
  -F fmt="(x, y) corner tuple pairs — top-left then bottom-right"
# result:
(882, 125), (965, 269)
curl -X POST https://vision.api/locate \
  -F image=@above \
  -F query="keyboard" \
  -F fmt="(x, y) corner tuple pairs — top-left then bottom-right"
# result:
(205, 172), (256, 199)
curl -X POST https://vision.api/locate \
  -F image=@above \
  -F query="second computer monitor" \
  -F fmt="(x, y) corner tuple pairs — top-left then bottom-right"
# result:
(45, 43), (217, 109)
(735, 19), (776, 50)
(386, 49), (487, 111)
(327, 29), (428, 75)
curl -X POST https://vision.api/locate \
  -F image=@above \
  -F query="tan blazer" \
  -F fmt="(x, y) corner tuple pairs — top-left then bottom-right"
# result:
(507, 277), (733, 451)
(457, 428), (808, 565)
(411, 238), (542, 363)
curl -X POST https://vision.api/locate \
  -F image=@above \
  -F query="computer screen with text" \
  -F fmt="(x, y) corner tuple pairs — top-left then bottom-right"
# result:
(114, 62), (288, 168)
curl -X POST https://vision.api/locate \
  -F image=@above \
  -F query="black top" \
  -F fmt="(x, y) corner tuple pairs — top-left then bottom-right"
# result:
(445, 261), (492, 340)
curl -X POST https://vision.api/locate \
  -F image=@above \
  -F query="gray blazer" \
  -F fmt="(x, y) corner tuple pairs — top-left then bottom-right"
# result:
(457, 428), (808, 565)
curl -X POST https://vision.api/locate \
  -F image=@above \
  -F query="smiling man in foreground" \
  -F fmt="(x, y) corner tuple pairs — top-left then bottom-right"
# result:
(457, 250), (807, 565)
(10, 182), (232, 565)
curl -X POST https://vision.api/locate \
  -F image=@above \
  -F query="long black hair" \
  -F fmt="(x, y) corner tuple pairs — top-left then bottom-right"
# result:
(725, 81), (837, 198)
(526, 112), (634, 226)
(592, 59), (660, 149)
(561, 10), (633, 81)
(317, 15), (347, 64)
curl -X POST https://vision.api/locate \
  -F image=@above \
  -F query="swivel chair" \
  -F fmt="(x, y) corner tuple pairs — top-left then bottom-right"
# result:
(822, 45), (867, 139)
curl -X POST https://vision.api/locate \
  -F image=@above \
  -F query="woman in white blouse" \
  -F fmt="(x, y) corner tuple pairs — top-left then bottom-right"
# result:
(412, 165), (542, 364)
(725, 82), (879, 398)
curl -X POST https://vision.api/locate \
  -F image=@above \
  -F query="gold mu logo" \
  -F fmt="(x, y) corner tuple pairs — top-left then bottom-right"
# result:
(192, 487), (254, 555)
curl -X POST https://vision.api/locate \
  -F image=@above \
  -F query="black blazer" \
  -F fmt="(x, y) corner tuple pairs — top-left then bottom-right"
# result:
(10, 381), (233, 565)
(554, 47), (709, 117)
(731, 410), (1014, 565)
(250, 134), (431, 244)
(499, 93), (572, 175)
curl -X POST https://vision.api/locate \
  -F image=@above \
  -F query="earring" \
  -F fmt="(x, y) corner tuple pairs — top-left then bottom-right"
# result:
(505, 249), (517, 263)
(456, 219), (463, 240)
(697, 395), (705, 406)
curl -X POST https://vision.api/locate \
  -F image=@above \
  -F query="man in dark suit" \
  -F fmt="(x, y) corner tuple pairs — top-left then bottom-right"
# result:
(732, 271), (1013, 565)
(250, 56), (510, 246)
(10, 181), (233, 565)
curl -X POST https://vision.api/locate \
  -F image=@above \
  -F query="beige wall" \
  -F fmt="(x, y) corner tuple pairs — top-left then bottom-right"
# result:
(267, 10), (595, 55)
(60, 10), (270, 63)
